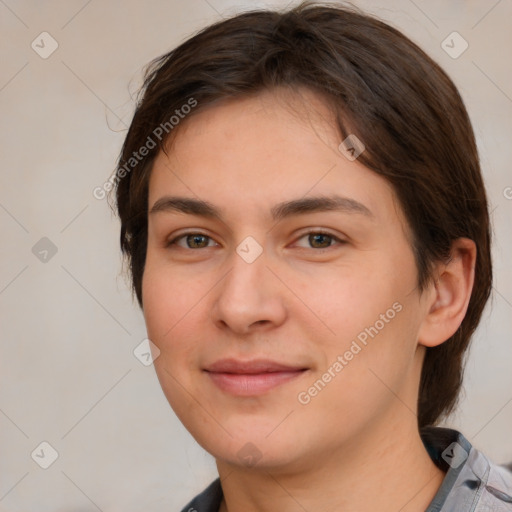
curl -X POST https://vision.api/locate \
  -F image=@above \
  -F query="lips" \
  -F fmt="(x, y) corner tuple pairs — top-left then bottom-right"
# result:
(206, 358), (306, 374)
(204, 358), (308, 396)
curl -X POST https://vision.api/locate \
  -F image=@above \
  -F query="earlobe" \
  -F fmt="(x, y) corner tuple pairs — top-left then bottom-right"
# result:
(418, 238), (476, 348)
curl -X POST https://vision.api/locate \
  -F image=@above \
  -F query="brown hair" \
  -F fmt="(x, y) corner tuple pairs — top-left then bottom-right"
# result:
(111, 1), (492, 428)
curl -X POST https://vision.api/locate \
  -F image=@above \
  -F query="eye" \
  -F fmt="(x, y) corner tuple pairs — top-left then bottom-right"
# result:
(165, 230), (345, 251)
(293, 230), (346, 250)
(166, 232), (218, 249)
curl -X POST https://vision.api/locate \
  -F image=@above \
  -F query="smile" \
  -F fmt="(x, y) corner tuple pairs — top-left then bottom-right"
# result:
(204, 358), (309, 396)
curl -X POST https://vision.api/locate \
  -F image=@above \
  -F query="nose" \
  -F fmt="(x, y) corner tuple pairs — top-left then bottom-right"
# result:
(210, 244), (287, 335)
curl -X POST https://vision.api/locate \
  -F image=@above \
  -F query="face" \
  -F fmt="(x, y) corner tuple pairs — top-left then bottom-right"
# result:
(142, 89), (431, 472)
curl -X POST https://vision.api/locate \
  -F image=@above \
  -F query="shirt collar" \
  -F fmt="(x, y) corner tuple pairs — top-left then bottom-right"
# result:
(180, 427), (512, 512)
(421, 426), (512, 511)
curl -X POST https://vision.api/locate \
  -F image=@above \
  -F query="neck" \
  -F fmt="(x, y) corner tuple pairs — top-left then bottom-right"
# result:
(216, 413), (445, 512)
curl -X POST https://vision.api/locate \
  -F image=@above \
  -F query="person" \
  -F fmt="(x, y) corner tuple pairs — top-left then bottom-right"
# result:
(109, 2), (512, 510)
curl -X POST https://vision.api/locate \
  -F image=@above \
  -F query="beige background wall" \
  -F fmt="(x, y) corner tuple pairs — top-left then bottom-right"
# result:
(1, 0), (511, 510)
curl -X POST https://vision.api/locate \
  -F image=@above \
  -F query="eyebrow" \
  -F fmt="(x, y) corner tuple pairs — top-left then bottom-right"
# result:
(149, 194), (373, 222)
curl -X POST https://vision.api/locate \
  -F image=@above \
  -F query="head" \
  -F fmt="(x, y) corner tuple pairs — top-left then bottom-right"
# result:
(111, 2), (491, 468)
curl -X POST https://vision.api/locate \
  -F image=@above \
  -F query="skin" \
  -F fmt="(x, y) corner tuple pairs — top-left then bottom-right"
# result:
(142, 88), (476, 512)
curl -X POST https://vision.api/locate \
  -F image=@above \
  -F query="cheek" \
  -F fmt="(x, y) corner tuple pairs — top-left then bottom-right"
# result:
(301, 263), (409, 346)
(305, 247), (420, 381)
(300, 303), (420, 432)
(142, 266), (205, 416)
(142, 267), (170, 341)
(142, 264), (197, 362)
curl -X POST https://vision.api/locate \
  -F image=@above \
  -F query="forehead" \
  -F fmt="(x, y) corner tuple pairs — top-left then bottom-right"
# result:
(147, 89), (404, 229)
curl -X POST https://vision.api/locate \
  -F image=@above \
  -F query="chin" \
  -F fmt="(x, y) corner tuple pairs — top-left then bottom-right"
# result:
(209, 436), (303, 471)
(186, 415), (313, 470)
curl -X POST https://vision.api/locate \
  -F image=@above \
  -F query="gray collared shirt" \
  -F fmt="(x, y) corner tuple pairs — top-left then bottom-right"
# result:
(179, 427), (512, 511)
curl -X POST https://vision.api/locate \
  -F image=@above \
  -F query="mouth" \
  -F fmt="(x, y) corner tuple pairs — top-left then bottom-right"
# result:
(203, 358), (309, 396)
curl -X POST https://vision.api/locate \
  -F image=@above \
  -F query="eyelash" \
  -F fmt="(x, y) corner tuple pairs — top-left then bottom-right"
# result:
(166, 230), (346, 251)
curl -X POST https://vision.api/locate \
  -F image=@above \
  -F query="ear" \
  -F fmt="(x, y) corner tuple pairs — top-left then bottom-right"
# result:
(418, 238), (476, 348)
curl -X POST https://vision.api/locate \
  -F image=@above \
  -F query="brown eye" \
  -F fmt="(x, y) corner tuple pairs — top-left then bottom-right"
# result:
(186, 234), (210, 248)
(308, 233), (333, 249)
(294, 231), (345, 250)
(167, 233), (216, 249)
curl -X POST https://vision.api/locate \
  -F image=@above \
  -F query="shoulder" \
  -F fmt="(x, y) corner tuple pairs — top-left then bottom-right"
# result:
(421, 426), (512, 511)
(468, 446), (512, 510)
